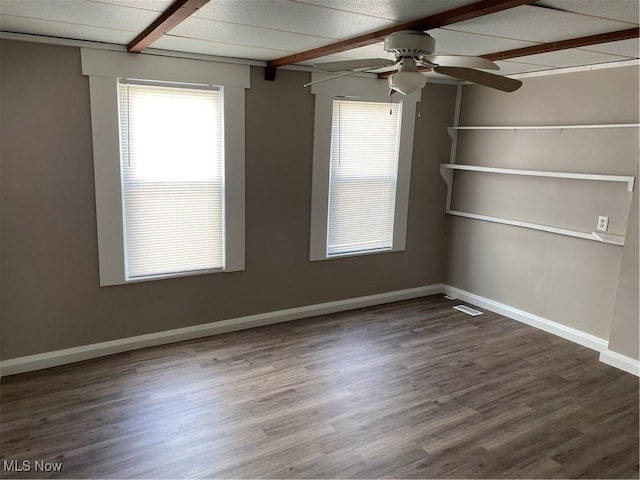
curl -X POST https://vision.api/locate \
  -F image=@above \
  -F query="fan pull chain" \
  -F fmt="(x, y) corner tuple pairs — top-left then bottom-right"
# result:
(337, 100), (341, 167)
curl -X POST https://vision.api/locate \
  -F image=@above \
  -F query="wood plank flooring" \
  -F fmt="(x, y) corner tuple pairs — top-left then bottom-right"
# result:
(1, 295), (638, 479)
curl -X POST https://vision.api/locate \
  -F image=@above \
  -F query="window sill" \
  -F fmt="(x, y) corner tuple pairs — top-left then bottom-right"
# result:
(123, 267), (226, 284)
(311, 246), (400, 261)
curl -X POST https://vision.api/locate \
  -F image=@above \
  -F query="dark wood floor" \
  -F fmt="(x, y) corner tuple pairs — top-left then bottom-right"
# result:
(1, 295), (638, 479)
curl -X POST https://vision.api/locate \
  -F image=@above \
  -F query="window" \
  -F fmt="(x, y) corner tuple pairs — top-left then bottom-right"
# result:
(82, 49), (248, 285)
(327, 98), (401, 256)
(119, 81), (224, 279)
(309, 75), (420, 261)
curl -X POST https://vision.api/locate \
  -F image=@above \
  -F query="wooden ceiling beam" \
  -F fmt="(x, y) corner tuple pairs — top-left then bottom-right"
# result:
(127, 0), (210, 53)
(482, 27), (640, 62)
(265, 0), (537, 79)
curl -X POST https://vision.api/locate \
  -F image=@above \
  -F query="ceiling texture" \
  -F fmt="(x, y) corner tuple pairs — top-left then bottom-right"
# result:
(0, 0), (638, 81)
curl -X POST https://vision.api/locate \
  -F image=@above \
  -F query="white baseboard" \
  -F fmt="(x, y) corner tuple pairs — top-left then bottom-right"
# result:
(2, 283), (635, 378)
(0, 284), (443, 377)
(442, 285), (609, 353)
(599, 349), (640, 376)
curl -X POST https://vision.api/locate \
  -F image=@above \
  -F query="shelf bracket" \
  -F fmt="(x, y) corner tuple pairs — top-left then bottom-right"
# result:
(446, 127), (457, 142)
(592, 232), (625, 246)
(440, 164), (454, 188)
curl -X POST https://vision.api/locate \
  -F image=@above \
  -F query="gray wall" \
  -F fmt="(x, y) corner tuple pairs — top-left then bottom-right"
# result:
(446, 66), (639, 341)
(0, 40), (455, 360)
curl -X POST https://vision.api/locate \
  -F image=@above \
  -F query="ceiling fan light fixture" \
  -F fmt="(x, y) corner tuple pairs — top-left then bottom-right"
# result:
(388, 70), (427, 95)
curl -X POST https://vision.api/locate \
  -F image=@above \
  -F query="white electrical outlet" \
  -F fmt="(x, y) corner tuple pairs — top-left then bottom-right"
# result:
(597, 216), (609, 232)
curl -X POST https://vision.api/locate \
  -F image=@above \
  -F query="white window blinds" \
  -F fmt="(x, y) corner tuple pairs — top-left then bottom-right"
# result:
(118, 80), (224, 279)
(327, 98), (401, 256)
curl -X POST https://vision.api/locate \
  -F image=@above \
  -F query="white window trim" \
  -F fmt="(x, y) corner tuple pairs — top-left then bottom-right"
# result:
(309, 74), (420, 261)
(81, 49), (249, 286)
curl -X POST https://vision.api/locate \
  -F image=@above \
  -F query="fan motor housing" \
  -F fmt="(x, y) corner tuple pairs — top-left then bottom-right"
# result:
(384, 31), (436, 57)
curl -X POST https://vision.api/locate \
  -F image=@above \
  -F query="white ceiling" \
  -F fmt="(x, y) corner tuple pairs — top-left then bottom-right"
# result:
(0, 0), (638, 79)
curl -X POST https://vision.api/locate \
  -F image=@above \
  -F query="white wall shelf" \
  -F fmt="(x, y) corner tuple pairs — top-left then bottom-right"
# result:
(446, 123), (640, 142)
(444, 208), (626, 246)
(447, 123), (639, 134)
(440, 163), (636, 192)
(441, 122), (638, 246)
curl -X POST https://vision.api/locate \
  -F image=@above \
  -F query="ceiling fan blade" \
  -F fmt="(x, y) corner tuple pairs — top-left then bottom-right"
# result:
(304, 68), (373, 88)
(433, 66), (522, 92)
(373, 63), (402, 74)
(314, 58), (397, 73)
(422, 54), (499, 71)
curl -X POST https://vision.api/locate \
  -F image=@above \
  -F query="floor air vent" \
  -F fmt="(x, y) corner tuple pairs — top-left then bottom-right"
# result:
(453, 305), (483, 316)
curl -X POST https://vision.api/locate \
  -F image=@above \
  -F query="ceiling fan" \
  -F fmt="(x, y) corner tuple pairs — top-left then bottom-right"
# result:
(305, 31), (523, 95)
